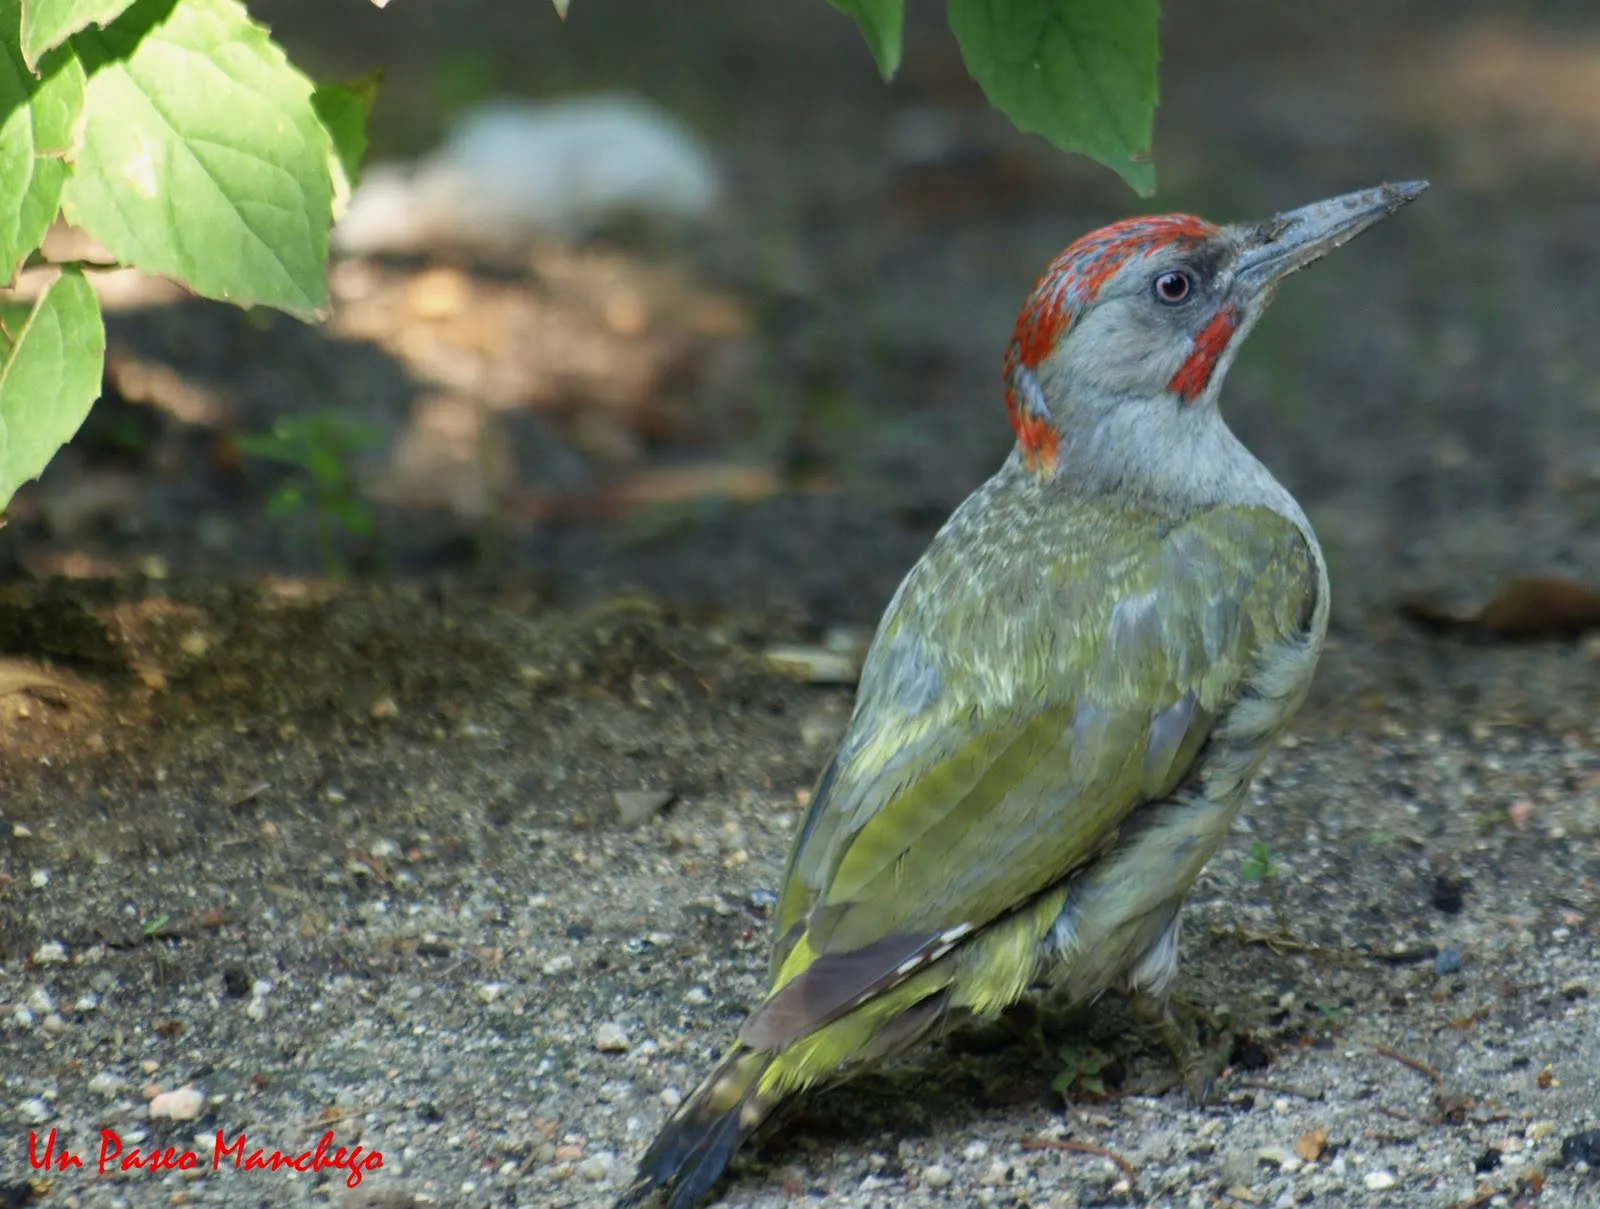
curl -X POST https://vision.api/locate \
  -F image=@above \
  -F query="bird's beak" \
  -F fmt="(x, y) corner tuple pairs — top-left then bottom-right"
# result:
(1232, 180), (1429, 295)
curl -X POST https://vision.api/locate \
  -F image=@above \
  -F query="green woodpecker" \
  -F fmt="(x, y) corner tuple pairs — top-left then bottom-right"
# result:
(620, 181), (1427, 1208)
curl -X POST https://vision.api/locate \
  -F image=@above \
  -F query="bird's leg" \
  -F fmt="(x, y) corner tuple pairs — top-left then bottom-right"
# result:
(1127, 991), (1229, 1104)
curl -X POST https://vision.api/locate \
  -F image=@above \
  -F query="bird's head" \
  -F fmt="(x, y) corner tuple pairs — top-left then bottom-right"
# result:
(1005, 181), (1428, 477)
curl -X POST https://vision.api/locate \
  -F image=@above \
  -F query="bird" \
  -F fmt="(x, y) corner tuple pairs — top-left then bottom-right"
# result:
(618, 180), (1428, 1209)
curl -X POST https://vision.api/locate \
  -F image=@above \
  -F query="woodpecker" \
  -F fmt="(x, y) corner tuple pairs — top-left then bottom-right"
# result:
(619, 181), (1428, 1209)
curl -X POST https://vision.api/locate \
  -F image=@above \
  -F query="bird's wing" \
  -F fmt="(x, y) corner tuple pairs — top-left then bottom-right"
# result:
(750, 502), (1314, 1050)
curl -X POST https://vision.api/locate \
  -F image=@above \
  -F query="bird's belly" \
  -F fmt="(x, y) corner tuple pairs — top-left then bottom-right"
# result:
(1039, 788), (1244, 1004)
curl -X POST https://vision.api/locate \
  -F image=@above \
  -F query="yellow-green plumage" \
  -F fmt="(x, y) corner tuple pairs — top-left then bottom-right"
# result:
(620, 483), (1320, 1209)
(619, 181), (1424, 1209)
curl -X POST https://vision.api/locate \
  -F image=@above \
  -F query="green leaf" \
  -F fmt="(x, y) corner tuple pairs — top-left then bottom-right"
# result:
(265, 480), (305, 516)
(828, 0), (904, 79)
(327, 494), (374, 537)
(1240, 839), (1275, 883)
(946, 0), (1159, 195)
(18, 0), (135, 69)
(234, 433), (298, 464)
(0, 269), (106, 513)
(551, 0), (570, 17)
(0, 11), (86, 283)
(61, 0), (335, 319)
(312, 69), (380, 207)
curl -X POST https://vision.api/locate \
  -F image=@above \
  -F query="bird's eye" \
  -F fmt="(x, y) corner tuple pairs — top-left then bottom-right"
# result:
(1153, 270), (1192, 305)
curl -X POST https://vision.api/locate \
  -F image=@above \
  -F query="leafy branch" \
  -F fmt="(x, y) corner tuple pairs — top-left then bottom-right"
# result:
(556, 0), (1161, 195)
(0, 0), (376, 518)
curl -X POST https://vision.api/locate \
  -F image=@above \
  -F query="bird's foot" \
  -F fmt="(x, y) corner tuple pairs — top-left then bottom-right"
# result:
(1127, 993), (1229, 1105)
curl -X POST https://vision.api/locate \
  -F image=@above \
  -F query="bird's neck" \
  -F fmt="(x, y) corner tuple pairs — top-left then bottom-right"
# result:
(1021, 390), (1317, 541)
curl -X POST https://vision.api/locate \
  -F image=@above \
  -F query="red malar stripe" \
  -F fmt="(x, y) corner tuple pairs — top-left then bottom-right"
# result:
(1168, 305), (1239, 402)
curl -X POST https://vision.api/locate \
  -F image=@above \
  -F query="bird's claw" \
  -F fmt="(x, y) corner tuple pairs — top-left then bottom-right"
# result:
(1128, 992), (1228, 1105)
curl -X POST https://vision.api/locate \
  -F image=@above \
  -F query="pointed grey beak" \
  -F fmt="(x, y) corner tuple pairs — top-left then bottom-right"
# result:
(1233, 180), (1429, 293)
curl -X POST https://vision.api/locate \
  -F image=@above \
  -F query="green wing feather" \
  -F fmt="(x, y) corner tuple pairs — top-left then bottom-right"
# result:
(756, 498), (1314, 1047)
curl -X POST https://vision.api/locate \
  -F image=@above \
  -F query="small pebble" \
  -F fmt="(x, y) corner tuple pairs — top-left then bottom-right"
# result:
(613, 789), (676, 827)
(579, 1151), (616, 1182)
(594, 1022), (632, 1053)
(27, 987), (55, 1014)
(149, 1086), (206, 1121)
(979, 1158), (1010, 1186)
(1434, 947), (1464, 975)
(762, 644), (861, 684)
(683, 986), (710, 1006)
(33, 941), (68, 964)
(922, 1163), (952, 1189)
(41, 1013), (68, 1035)
(30, 869), (49, 888)
(88, 1071), (127, 1097)
(74, 993), (100, 1013)
(962, 1140), (989, 1162)
(18, 1097), (52, 1124)
(660, 1087), (683, 1110)
(475, 982), (506, 1005)
(542, 954), (575, 976)
(1294, 1128), (1329, 1162)
(1364, 1170), (1397, 1190)
(554, 1143), (584, 1162)
(1257, 1146), (1302, 1173)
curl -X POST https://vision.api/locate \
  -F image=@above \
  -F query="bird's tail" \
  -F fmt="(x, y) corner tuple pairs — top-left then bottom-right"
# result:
(614, 1045), (775, 1209)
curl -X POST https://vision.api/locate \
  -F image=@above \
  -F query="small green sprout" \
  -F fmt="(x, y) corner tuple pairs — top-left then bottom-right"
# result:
(1051, 1042), (1112, 1100)
(236, 411), (383, 579)
(1240, 839), (1289, 935)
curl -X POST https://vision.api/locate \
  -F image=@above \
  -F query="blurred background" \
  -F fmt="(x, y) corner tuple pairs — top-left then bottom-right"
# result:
(6, 0), (1600, 691)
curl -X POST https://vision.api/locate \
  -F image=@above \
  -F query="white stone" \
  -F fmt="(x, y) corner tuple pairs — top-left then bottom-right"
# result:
(149, 1086), (206, 1121)
(578, 1151), (616, 1182)
(18, 1098), (52, 1124)
(333, 95), (722, 254)
(1363, 1170), (1397, 1191)
(594, 1022), (631, 1053)
(33, 941), (67, 964)
(88, 1071), (127, 1097)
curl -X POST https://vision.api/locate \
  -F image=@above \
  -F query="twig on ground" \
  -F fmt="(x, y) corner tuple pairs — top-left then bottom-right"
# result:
(1021, 1136), (1138, 1183)
(1371, 1044), (1444, 1085)
(1233, 1078), (1322, 1101)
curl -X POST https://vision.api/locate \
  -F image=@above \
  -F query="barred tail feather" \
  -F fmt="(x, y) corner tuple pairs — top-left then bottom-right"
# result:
(615, 1047), (774, 1209)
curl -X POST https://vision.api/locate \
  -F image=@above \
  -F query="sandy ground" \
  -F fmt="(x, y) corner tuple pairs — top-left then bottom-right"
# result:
(4, 2), (1600, 1207)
